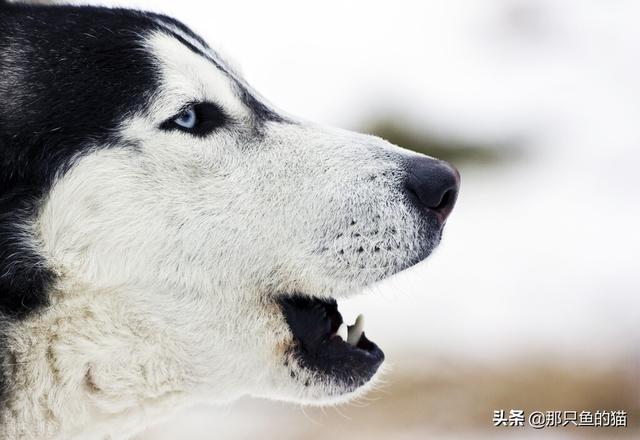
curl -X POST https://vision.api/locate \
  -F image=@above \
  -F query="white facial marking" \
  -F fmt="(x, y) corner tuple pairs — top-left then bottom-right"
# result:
(142, 31), (248, 125)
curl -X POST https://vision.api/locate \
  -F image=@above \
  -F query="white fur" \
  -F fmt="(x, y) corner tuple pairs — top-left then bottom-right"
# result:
(0, 30), (433, 439)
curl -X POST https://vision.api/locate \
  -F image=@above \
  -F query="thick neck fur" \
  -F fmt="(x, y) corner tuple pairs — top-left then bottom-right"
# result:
(0, 284), (197, 439)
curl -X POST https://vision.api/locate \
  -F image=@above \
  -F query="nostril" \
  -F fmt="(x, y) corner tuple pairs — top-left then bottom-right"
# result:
(432, 187), (458, 217)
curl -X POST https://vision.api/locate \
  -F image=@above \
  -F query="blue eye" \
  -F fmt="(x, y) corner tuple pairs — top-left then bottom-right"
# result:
(161, 102), (228, 136)
(173, 106), (197, 129)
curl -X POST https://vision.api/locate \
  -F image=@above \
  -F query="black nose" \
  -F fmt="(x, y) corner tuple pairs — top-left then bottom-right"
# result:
(403, 157), (460, 221)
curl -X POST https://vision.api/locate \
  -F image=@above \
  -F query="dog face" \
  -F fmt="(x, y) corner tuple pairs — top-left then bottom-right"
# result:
(0, 3), (458, 408)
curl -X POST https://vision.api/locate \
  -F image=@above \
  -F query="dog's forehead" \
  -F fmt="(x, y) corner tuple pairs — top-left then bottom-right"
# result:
(144, 31), (247, 120)
(145, 19), (286, 124)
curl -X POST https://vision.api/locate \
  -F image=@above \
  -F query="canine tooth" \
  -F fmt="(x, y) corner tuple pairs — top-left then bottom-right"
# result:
(347, 314), (365, 346)
(336, 323), (348, 341)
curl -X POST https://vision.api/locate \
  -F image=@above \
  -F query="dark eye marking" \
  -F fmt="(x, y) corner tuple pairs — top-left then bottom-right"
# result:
(160, 102), (228, 136)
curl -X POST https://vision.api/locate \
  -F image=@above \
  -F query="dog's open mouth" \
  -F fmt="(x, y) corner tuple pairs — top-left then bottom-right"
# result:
(279, 295), (384, 389)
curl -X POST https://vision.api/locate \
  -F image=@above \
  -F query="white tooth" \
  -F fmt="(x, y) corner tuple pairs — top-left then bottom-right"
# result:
(347, 314), (365, 346)
(337, 323), (348, 341)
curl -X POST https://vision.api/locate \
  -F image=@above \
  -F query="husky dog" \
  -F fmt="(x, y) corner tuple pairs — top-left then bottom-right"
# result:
(0, 1), (459, 438)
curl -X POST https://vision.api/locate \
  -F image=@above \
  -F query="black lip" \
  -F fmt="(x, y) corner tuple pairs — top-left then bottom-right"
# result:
(279, 295), (384, 390)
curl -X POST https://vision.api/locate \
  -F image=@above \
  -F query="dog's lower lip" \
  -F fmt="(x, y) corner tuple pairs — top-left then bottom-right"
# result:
(278, 294), (384, 387)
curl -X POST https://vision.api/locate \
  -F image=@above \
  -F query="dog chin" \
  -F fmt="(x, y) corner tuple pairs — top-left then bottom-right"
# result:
(282, 367), (385, 406)
(256, 350), (386, 406)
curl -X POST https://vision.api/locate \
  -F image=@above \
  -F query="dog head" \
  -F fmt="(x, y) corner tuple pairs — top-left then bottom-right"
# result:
(0, 2), (459, 407)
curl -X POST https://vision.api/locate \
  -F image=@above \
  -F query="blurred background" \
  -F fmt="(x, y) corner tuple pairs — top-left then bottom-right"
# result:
(66, 0), (640, 437)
